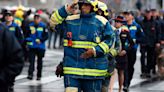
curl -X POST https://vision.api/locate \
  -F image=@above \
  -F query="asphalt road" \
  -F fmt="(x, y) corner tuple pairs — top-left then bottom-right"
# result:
(13, 49), (164, 92)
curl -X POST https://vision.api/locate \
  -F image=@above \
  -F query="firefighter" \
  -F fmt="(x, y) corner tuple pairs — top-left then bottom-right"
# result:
(122, 10), (144, 91)
(96, 1), (121, 92)
(3, 11), (24, 91)
(14, 7), (24, 27)
(26, 14), (48, 80)
(50, 0), (115, 91)
(3, 11), (24, 45)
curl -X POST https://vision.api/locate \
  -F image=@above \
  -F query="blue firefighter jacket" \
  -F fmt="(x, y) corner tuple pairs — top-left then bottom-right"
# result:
(26, 21), (48, 50)
(126, 21), (144, 50)
(3, 22), (24, 45)
(50, 6), (115, 79)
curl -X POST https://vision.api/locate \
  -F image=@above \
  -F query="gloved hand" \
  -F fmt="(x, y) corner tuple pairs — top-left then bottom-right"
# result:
(80, 48), (95, 59)
(55, 62), (64, 77)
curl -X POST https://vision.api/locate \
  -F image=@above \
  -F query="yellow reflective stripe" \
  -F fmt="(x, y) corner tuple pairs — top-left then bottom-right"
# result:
(64, 67), (107, 76)
(95, 15), (108, 25)
(14, 19), (22, 26)
(50, 19), (58, 26)
(109, 48), (117, 57)
(36, 39), (40, 42)
(37, 27), (43, 31)
(51, 13), (61, 24)
(27, 42), (33, 45)
(106, 71), (113, 77)
(55, 10), (64, 21)
(133, 39), (136, 43)
(9, 27), (15, 31)
(121, 26), (129, 30)
(99, 42), (109, 54)
(51, 10), (64, 24)
(129, 26), (137, 30)
(63, 39), (97, 48)
(66, 14), (80, 20)
(30, 26), (35, 30)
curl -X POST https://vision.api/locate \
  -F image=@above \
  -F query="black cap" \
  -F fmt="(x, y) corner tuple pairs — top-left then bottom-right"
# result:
(34, 13), (40, 18)
(5, 11), (12, 16)
(123, 10), (134, 16)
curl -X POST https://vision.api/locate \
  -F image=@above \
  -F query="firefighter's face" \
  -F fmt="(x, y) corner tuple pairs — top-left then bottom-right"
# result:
(81, 3), (92, 14)
(124, 13), (133, 21)
(5, 14), (13, 22)
(34, 17), (41, 24)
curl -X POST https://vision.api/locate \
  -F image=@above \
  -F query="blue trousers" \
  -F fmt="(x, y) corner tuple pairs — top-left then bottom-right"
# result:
(64, 76), (103, 92)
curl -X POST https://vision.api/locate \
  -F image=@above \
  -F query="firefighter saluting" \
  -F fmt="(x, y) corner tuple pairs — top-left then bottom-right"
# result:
(50, 0), (115, 91)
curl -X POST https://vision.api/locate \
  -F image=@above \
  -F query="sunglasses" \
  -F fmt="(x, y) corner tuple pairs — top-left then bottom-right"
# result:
(115, 20), (122, 23)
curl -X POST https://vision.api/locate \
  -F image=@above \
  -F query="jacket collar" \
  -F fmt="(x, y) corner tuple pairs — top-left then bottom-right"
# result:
(80, 12), (95, 18)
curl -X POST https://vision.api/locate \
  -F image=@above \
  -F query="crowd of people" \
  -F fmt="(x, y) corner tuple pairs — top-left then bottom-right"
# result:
(0, 0), (164, 92)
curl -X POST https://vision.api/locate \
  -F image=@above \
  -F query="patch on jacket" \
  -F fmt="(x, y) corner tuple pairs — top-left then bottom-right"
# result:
(79, 35), (87, 40)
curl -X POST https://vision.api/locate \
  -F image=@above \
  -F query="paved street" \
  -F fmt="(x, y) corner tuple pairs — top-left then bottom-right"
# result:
(13, 49), (164, 92)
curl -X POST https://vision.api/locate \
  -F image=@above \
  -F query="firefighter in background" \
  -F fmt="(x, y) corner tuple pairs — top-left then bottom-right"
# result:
(26, 14), (48, 80)
(14, 6), (24, 27)
(95, 1), (121, 92)
(50, 0), (115, 91)
(122, 10), (144, 91)
(3, 11), (24, 46)
(2, 11), (24, 91)
(114, 16), (134, 92)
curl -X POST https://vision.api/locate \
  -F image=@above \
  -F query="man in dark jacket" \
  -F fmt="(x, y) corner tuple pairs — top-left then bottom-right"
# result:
(140, 9), (161, 78)
(0, 23), (24, 92)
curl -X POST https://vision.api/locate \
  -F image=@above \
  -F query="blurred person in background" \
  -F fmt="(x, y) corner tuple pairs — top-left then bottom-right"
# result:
(122, 10), (144, 92)
(0, 23), (24, 92)
(3, 11), (24, 46)
(151, 9), (162, 74)
(3, 11), (24, 91)
(0, 9), (8, 22)
(21, 9), (32, 62)
(0, 13), (3, 23)
(48, 9), (57, 49)
(114, 15), (134, 92)
(26, 14), (48, 80)
(140, 9), (161, 78)
(14, 7), (24, 27)
(135, 10), (144, 25)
